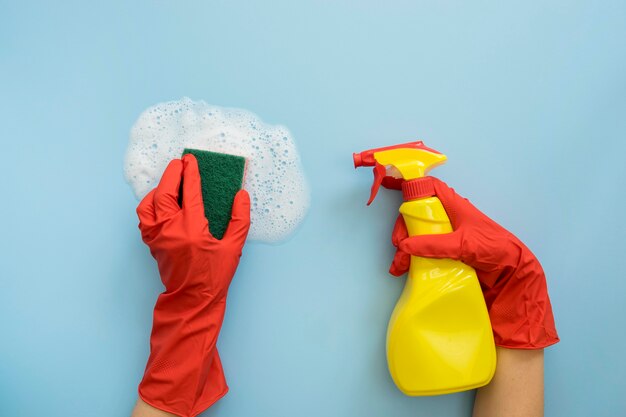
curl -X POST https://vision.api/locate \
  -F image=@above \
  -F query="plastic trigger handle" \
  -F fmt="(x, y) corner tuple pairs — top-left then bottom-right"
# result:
(368, 162), (387, 205)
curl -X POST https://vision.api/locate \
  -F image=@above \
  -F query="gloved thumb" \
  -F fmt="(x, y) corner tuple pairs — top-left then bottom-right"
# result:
(224, 190), (251, 246)
(398, 231), (464, 261)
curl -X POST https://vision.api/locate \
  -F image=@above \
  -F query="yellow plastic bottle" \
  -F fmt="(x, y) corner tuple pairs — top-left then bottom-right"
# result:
(354, 142), (496, 396)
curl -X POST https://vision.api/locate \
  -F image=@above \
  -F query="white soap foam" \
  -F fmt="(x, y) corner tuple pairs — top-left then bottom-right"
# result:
(124, 98), (310, 243)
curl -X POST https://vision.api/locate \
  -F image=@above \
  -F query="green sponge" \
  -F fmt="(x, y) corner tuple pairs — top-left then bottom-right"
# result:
(182, 148), (246, 240)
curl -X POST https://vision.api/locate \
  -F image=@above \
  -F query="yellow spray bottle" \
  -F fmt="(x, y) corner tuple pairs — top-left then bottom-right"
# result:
(353, 141), (496, 396)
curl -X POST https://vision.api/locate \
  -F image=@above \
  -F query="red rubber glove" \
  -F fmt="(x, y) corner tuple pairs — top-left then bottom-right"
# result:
(136, 154), (251, 417)
(389, 176), (559, 349)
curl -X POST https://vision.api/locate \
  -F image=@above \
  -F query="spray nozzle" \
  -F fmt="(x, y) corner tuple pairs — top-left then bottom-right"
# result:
(353, 141), (447, 205)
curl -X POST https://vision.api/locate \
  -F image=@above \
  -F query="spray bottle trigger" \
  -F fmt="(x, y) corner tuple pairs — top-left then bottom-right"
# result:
(367, 162), (387, 205)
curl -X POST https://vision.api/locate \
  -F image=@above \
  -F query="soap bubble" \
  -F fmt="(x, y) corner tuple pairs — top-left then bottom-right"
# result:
(124, 98), (310, 243)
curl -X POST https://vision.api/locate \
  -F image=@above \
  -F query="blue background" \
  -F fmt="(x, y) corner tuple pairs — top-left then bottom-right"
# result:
(1, 1), (625, 416)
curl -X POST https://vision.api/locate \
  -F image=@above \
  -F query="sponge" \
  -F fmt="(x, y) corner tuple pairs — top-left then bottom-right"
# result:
(182, 148), (246, 240)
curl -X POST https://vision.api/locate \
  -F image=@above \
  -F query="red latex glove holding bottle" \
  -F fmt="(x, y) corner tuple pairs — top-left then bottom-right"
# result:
(387, 176), (559, 349)
(135, 154), (251, 417)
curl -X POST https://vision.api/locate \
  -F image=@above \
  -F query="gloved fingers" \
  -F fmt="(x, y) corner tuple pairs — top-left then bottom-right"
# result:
(391, 214), (408, 247)
(223, 189), (251, 246)
(389, 214), (409, 276)
(136, 188), (157, 225)
(153, 159), (184, 220)
(398, 230), (464, 261)
(389, 249), (411, 276)
(181, 154), (204, 211)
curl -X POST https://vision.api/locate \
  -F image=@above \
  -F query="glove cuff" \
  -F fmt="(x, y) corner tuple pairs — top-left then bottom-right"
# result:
(402, 177), (436, 201)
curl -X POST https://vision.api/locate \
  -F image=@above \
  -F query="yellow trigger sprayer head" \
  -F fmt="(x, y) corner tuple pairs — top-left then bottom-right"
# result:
(353, 141), (447, 205)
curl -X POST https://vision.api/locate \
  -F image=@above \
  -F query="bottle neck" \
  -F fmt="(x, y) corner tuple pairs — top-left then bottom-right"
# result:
(402, 177), (436, 201)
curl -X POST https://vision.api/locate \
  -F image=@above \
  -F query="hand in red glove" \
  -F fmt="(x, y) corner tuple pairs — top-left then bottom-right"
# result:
(389, 176), (559, 349)
(136, 154), (251, 417)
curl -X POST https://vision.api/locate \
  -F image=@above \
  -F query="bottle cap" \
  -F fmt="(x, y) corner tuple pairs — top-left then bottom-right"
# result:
(402, 177), (436, 201)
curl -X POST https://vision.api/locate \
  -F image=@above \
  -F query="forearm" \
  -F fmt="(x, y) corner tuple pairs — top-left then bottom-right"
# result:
(473, 347), (544, 417)
(132, 399), (178, 417)
(138, 297), (228, 417)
